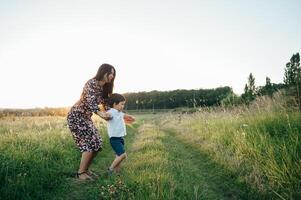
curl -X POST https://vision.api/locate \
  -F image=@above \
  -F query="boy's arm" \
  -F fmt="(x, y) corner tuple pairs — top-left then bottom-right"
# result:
(124, 114), (135, 124)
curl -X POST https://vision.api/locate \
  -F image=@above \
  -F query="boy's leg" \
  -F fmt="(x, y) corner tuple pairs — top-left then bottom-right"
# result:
(115, 155), (121, 172)
(114, 153), (127, 172)
(109, 153), (127, 171)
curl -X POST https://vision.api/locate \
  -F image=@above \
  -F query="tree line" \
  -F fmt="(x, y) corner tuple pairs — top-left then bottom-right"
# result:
(124, 52), (300, 110)
(123, 87), (233, 110)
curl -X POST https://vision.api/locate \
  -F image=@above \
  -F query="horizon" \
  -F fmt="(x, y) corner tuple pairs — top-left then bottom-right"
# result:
(0, 83), (283, 110)
(0, 86), (233, 109)
(1, 0), (300, 108)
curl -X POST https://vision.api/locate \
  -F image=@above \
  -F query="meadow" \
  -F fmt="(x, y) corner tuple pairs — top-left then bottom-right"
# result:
(0, 93), (300, 199)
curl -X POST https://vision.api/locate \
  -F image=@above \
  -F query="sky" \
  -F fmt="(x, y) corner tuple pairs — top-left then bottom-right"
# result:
(0, 0), (300, 108)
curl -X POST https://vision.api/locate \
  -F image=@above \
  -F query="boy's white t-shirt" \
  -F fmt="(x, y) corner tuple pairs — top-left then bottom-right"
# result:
(106, 108), (126, 138)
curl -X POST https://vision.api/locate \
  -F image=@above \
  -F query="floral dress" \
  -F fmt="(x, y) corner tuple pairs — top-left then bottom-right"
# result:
(67, 78), (105, 152)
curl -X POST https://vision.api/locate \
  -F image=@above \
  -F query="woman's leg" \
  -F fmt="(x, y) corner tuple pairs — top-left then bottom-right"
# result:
(77, 152), (94, 180)
(79, 152), (94, 172)
(85, 151), (98, 171)
(85, 151), (99, 177)
(80, 121), (102, 177)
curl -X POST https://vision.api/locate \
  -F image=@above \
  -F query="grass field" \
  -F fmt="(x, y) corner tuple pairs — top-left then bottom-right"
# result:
(0, 95), (300, 199)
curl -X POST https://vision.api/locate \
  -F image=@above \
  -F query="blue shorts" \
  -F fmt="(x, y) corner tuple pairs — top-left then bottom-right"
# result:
(110, 137), (125, 156)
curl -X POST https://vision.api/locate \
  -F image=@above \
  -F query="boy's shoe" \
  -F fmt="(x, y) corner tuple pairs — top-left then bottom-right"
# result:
(107, 168), (114, 176)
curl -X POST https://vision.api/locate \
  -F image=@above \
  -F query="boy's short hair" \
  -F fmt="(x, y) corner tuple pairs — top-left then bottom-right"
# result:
(108, 93), (126, 108)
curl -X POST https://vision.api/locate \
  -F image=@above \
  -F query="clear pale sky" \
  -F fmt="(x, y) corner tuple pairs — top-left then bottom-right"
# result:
(0, 0), (300, 108)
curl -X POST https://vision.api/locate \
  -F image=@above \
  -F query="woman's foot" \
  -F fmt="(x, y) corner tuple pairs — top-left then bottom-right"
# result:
(86, 169), (99, 178)
(76, 171), (93, 181)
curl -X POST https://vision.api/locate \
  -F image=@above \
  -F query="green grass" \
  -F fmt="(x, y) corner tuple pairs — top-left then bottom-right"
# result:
(124, 124), (258, 199)
(1, 96), (300, 200)
(0, 117), (78, 199)
(160, 96), (301, 199)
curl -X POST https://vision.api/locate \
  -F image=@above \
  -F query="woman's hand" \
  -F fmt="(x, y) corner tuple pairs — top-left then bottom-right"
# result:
(97, 111), (112, 120)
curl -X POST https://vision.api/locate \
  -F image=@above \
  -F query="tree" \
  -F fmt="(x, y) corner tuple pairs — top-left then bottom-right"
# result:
(258, 77), (273, 96)
(265, 77), (273, 96)
(284, 53), (300, 85)
(221, 89), (243, 106)
(266, 76), (271, 87)
(248, 73), (256, 96)
(242, 73), (256, 103)
(283, 52), (301, 110)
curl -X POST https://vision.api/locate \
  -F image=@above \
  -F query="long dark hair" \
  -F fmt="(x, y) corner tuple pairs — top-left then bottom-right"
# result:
(94, 63), (116, 99)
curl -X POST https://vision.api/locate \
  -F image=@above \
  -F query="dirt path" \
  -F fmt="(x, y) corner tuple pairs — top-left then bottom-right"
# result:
(53, 122), (259, 200)
(160, 128), (257, 199)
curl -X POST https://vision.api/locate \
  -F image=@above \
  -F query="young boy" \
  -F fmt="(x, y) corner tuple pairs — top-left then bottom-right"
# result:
(106, 93), (135, 175)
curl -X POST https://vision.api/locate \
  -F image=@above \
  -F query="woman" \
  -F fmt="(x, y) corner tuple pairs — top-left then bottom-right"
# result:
(67, 63), (115, 180)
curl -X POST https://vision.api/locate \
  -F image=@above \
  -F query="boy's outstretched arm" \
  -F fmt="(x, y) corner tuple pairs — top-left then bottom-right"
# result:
(124, 114), (135, 124)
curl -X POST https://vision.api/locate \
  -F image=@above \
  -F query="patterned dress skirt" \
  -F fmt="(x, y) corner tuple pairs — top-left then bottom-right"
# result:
(67, 110), (103, 152)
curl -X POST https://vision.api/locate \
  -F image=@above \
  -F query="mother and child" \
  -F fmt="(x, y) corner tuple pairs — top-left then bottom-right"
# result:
(67, 63), (135, 180)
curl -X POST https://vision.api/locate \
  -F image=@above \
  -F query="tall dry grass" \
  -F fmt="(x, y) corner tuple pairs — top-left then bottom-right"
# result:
(161, 92), (301, 199)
